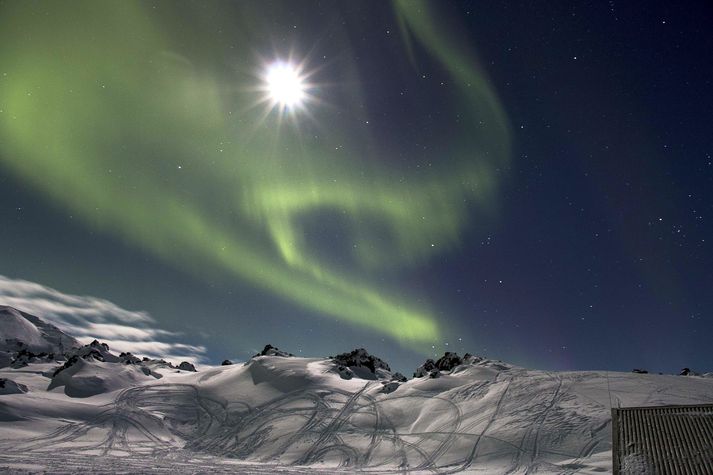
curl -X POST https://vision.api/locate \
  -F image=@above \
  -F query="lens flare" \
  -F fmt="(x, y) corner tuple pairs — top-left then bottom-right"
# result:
(265, 62), (305, 109)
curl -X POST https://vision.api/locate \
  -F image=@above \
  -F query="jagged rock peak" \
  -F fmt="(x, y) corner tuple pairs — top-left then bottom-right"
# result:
(414, 352), (486, 378)
(332, 348), (391, 374)
(88, 339), (110, 351)
(391, 372), (408, 382)
(435, 352), (463, 371)
(254, 344), (294, 358)
(414, 358), (437, 378)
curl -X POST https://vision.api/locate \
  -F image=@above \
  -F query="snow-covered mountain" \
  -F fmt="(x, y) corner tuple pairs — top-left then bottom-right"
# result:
(0, 305), (79, 354)
(1, 308), (712, 473)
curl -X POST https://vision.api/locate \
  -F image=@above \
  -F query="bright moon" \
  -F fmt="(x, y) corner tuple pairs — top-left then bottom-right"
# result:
(265, 62), (305, 108)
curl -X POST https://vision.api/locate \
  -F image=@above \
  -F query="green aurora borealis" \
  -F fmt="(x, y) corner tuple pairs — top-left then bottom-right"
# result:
(0, 1), (509, 351)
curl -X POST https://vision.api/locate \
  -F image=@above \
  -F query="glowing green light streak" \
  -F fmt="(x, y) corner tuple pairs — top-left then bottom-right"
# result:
(0, 1), (510, 350)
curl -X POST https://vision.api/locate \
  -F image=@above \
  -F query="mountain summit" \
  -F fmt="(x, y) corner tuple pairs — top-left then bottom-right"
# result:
(0, 305), (79, 354)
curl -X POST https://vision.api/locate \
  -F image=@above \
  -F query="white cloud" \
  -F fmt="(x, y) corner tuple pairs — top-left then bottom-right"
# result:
(73, 323), (178, 341)
(0, 275), (207, 364)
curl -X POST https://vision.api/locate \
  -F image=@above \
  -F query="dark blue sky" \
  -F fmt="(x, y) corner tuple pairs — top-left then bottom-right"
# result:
(447, 0), (713, 371)
(0, 1), (711, 375)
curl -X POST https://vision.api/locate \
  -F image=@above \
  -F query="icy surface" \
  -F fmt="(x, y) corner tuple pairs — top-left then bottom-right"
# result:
(2, 353), (713, 473)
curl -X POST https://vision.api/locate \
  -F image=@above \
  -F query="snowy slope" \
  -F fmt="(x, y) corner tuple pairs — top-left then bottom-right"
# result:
(2, 349), (713, 473)
(1, 311), (713, 473)
(0, 305), (79, 353)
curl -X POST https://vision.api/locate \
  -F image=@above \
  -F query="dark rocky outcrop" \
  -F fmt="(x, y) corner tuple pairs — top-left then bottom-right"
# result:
(53, 355), (81, 377)
(0, 377), (28, 395)
(119, 352), (142, 365)
(254, 344), (294, 358)
(414, 358), (437, 378)
(380, 381), (400, 394)
(221, 359), (233, 365)
(11, 348), (56, 368)
(330, 349), (393, 381)
(435, 352), (463, 371)
(68, 340), (117, 363)
(336, 365), (354, 380)
(178, 361), (197, 372)
(52, 340), (120, 376)
(391, 372), (407, 383)
(414, 352), (487, 378)
(680, 368), (699, 376)
(332, 348), (391, 374)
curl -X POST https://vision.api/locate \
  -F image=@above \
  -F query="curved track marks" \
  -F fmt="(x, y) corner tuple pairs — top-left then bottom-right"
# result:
(0, 371), (615, 474)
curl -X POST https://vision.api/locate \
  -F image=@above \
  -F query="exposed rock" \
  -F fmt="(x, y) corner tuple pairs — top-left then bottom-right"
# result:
(10, 349), (32, 368)
(88, 339), (110, 352)
(632, 368), (648, 374)
(414, 359), (437, 378)
(140, 358), (178, 376)
(0, 378), (28, 395)
(332, 348), (391, 380)
(53, 340), (120, 377)
(144, 358), (175, 368)
(140, 365), (162, 379)
(391, 372), (407, 382)
(336, 365), (353, 380)
(415, 352), (489, 378)
(435, 352), (464, 372)
(221, 359), (233, 366)
(380, 381), (400, 394)
(119, 352), (142, 365)
(53, 355), (81, 377)
(52, 340), (120, 375)
(680, 368), (697, 376)
(254, 344), (294, 358)
(178, 361), (196, 372)
(11, 349), (56, 368)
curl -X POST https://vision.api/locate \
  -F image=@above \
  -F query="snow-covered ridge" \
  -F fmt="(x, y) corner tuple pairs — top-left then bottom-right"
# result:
(1, 308), (713, 473)
(0, 305), (79, 354)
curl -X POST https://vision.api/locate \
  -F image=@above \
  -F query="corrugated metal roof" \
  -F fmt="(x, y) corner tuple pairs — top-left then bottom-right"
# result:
(612, 404), (713, 474)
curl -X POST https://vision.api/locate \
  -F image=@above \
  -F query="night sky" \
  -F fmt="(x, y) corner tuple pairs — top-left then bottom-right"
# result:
(1, 1), (711, 375)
